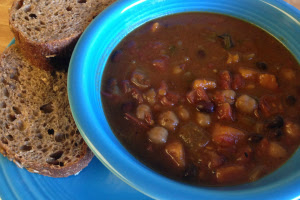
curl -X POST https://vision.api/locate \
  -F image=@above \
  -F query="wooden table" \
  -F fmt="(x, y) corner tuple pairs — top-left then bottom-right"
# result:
(0, 0), (299, 53)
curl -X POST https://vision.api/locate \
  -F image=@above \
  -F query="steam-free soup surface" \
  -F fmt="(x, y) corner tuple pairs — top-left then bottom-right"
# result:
(101, 13), (300, 186)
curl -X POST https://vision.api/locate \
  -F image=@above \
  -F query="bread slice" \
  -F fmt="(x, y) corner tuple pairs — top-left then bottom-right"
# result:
(9, 0), (115, 70)
(0, 45), (93, 177)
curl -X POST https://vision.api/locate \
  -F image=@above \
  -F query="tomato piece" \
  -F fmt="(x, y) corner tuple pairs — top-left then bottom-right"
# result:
(259, 94), (283, 117)
(187, 87), (210, 104)
(212, 90), (236, 105)
(216, 103), (233, 121)
(232, 74), (245, 90)
(218, 70), (232, 90)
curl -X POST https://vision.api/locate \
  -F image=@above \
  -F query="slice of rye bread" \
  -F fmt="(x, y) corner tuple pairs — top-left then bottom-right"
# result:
(9, 0), (116, 70)
(0, 45), (94, 177)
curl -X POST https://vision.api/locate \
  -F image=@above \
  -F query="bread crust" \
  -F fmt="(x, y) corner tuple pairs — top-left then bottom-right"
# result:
(0, 45), (94, 177)
(9, 0), (116, 70)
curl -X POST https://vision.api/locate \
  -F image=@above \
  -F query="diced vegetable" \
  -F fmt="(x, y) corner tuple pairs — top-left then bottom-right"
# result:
(259, 95), (283, 117)
(284, 121), (300, 139)
(231, 74), (245, 90)
(158, 111), (179, 130)
(187, 88), (210, 104)
(207, 151), (225, 168)
(226, 52), (239, 64)
(131, 88), (144, 104)
(136, 104), (154, 125)
(143, 88), (157, 105)
(216, 103), (233, 121)
(158, 81), (168, 96)
(218, 33), (234, 49)
(213, 90), (236, 105)
(165, 141), (185, 167)
(238, 67), (258, 79)
(131, 70), (151, 89)
(218, 70), (232, 89)
(173, 64), (185, 74)
(151, 22), (160, 32)
(196, 113), (211, 127)
(249, 166), (265, 182)
(147, 127), (168, 144)
(216, 165), (246, 184)
(259, 74), (278, 90)
(179, 122), (209, 148)
(281, 68), (296, 80)
(268, 142), (287, 158)
(193, 79), (217, 90)
(235, 95), (257, 114)
(212, 124), (245, 147)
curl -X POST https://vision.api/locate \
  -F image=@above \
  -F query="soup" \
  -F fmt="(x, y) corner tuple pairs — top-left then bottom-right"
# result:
(101, 13), (300, 186)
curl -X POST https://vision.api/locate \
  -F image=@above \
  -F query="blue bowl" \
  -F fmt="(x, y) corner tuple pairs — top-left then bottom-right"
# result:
(68, 0), (300, 199)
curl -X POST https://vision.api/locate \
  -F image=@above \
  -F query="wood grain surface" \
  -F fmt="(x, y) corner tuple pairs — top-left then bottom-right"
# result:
(0, 0), (299, 53)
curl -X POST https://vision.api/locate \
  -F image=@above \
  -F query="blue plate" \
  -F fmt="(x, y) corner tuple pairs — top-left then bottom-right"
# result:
(0, 40), (151, 200)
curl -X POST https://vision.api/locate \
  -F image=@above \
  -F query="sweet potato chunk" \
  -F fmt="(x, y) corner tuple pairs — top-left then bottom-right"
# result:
(193, 79), (216, 90)
(238, 67), (258, 79)
(165, 141), (185, 168)
(212, 124), (245, 147)
(259, 74), (278, 90)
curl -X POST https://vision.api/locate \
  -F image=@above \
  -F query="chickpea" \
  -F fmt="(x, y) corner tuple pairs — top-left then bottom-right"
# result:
(147, 126), (168, 144)
(158, 111), (179, 130)
(136, 104), (151, 120)
(235, 95), (257, 114)
(196, 113), (211, 127)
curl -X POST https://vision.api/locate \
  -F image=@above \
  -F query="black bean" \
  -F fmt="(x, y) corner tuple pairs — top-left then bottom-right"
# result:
(286, 95), (297, 106)
(266, 116), (284, 129)
(197, 50), (206, 58)
(110, 50), (122, 63)
(248, 134), (264, 143)
(256, 62), (268, 70)
(196, 101), (215, 113)
(268, 129), (283, 139)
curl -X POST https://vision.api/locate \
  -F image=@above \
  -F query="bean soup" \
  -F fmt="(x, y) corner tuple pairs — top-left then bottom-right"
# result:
(101, 13), (300, 186)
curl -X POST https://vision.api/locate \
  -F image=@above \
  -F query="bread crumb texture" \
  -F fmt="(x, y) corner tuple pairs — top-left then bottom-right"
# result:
(0, 45), (93, 177)
(10, 0), (115, 42)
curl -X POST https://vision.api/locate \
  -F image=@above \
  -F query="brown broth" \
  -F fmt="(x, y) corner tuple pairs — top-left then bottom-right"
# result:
(101, 13), (300, 186)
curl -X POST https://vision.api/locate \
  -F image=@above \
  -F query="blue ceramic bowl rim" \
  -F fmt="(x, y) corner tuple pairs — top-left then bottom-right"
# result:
(68, 0), (300, 199)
